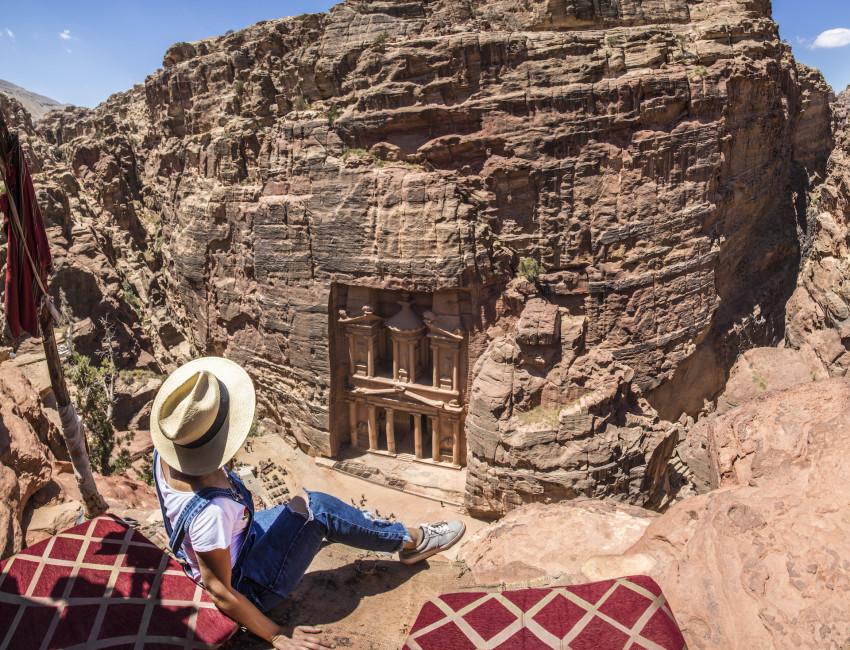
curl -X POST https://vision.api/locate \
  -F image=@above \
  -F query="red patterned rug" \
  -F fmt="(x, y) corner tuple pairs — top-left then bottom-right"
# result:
(403, 575), (686, 650)
(0, 514), (237, 649)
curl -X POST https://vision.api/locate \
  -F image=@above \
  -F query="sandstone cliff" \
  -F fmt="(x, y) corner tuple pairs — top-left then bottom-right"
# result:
(461, 377), (850, 649)
(0, 0), (837, 516)
(785, 86), (850, 372)
(0, 342), (162, 559)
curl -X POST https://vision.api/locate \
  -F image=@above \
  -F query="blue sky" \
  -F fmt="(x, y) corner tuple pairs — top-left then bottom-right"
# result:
(0, 1), (336, 107)
(0, 1), (847, 109)
(773, 0), (850, 95)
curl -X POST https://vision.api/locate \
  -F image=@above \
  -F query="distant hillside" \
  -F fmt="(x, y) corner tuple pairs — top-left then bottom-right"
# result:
(0, 79), (68, 119)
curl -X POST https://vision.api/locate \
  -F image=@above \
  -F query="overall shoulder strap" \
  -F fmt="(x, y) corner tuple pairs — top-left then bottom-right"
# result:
(225, 468), (255, 517)
(155, 453), (256, 571)
(168, 486), (234, 554)
(152, 450), (174, 540)
(222, 470), (256, 577)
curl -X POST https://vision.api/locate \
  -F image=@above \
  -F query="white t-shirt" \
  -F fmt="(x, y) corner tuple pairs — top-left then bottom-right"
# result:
(155, 460), (250, 582)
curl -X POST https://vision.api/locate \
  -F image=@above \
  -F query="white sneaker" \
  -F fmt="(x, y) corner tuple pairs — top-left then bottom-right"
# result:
(398, 520), (466, 565)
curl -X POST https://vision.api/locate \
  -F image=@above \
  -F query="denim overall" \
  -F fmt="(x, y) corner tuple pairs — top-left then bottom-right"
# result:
(153, 450), (256, 588)
(153, 451), (411, 612)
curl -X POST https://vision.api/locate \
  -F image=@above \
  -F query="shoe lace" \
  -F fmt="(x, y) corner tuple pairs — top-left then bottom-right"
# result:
(421, 521), (450, 537)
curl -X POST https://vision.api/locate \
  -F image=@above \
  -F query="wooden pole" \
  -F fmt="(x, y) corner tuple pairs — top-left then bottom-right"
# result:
(0, 112), (108, 519)
(39, 303), (108, 519)
(38, 305), (71, 407)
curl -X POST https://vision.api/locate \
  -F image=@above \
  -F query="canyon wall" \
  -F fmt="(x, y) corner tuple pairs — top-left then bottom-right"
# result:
(1, 0), (837, 516)
(786, 88), (850, 371)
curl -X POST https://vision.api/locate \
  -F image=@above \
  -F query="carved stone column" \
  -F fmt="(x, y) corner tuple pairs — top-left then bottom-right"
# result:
(386, 408), (396, 454)
(430, 415), (440, 462)
(408, 341), (417, 383)
(431, 345), (439, 387)
(367, 404), (378, 450)
(349, 400), (358, 447)
(452, 349), (459, 392)
(452, 419), (460, 466)
(414, 415), (423, 459)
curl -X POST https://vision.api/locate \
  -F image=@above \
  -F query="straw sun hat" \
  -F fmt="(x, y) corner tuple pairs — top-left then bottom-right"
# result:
(151, 357), (256, 476)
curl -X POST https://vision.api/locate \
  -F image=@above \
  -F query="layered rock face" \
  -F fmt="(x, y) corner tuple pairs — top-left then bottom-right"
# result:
(0, 93), (156, 369)
(464, 377), (850, 648)
(786, 87), (850, 372)
(1, 0), (835, 515)
(465, 280), (681, 514)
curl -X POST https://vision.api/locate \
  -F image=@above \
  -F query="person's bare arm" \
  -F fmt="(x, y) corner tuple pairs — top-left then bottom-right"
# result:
(196, 547), (334, 650)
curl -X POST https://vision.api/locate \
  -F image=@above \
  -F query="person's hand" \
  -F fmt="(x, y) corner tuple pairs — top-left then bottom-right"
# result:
(271, 625), (335, 649)
(153, 528), (170, 550)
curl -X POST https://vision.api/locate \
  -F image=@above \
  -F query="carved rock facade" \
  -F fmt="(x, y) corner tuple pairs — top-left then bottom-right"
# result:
(0, 0), (836, 515)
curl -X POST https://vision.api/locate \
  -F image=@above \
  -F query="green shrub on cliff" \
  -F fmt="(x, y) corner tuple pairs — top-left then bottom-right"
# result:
(342, 147), (370, 161)
(136, 451), (154, 486)
(373, 31), (390, 48)
(323, 102), (340, 123)
(66, 348), (133, 476)
(688, 65), (707, 81)
(516, 257), (545, 282)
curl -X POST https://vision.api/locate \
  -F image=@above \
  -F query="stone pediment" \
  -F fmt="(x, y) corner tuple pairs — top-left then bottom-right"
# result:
(424, 311), (464, 341)
(338, 305), (383, 328)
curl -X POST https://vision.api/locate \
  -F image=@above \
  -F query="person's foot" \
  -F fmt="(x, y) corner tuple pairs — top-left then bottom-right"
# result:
(398, 520), (466, 565)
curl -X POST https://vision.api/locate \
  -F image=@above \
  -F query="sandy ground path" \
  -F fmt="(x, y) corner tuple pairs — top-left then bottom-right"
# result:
(229, 434), (492, 649)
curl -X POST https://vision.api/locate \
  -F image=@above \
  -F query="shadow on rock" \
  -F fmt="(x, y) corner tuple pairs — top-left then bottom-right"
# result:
(269, 553), (429, 631)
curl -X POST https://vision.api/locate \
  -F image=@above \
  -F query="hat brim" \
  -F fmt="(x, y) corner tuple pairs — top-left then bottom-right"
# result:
(150, 357), (255, 476)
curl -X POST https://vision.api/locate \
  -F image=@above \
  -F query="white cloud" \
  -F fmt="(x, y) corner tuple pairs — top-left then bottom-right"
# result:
(5, 28), (14, 40)
(59, 29), (71, 40)
(812, 28), (850, 49)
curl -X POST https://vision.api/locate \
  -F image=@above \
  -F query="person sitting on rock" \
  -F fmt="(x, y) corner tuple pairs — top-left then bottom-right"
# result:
(151, 357), (465, 650)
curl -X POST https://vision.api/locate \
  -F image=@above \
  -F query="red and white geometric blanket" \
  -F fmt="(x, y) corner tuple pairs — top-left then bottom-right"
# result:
(403, 575), (686, 650)
(0, 514), (237, 649)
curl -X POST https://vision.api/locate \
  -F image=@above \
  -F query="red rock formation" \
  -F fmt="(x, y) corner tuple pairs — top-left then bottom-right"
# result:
(0, 94), (156, 369)
(786, 86), (850, 372)
(457, 498), (657, 585)
(633, 378), (850, 648)
(464, 378), (850, 648)
(465, 282), (681, 515)
(1, 0), (836, 515)
(0, 366), (53, 558)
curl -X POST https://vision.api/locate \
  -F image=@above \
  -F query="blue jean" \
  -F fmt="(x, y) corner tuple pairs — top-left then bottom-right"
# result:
(236, 490), (411, 611)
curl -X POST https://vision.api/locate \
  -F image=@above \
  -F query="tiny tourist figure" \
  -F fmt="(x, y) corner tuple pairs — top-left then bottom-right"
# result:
(151, 357), (465, 650)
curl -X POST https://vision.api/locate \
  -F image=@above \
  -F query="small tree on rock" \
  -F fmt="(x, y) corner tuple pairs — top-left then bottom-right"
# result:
(516, 257), (545, 283)
(65, 317), (133, 476)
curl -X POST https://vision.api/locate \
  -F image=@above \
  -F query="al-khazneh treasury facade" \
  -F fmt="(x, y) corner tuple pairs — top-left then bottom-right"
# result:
(333, 286), (470, 467)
